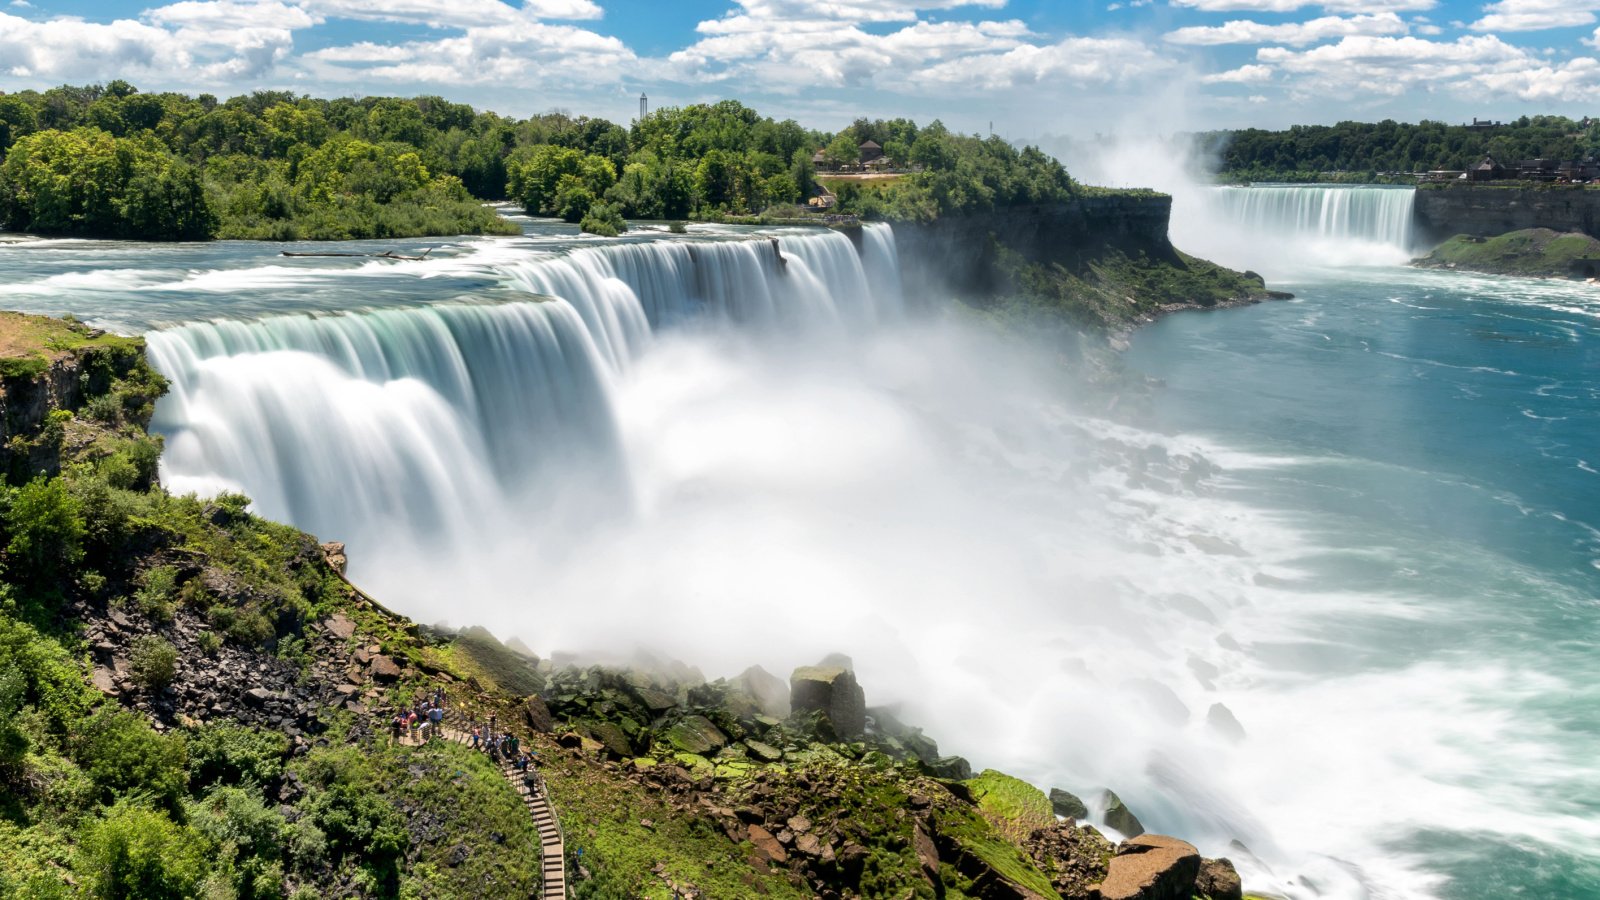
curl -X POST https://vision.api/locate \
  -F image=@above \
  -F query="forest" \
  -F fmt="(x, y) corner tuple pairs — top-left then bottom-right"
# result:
(1202, 116), (1600, 182)
(0, 82), (1077, 241)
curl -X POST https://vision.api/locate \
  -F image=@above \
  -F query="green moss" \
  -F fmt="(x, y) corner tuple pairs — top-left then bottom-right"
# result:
(965, 769), (1053, 841)
(1416, 228), (1600, 278)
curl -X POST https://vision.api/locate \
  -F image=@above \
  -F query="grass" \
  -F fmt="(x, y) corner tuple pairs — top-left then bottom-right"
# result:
(1416, 228), (1600, 278)
(542, 751), (807, 899)
(0, 313), (144, 382)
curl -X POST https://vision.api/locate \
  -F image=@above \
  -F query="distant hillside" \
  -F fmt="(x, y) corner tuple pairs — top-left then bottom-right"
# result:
(1198, 116), (1600, 183)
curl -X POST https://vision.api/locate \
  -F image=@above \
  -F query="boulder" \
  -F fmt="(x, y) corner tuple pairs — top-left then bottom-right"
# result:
(1101, 790), (1144, 837)
(1195, 858), (1243, 900)
(1049, 788), (1089, 820)
(320, 542), (348, 575)
(927, 755), (973, 781)
(747, 824), (788, 863)
(1207, 703), (1246, 743)
(585, 722), (633, 759)
(789, 666), (866, 739)
(733, 665), (790, 718)
(663, 715), (728, 755)
(744, 740), (783, 763)
(1098, 834), (1201, 900)
(323, 613), (356, 640)
(369, 655), (401, 681)
(520, 694), (553, 732)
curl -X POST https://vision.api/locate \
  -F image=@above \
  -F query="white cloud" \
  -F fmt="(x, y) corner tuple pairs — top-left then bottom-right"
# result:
(1169, 0), (1434, 11)
(1202, 62), (1274, 83)
(1470, 0), (1600, 33)
(1166, 12), (1409, 46)
(297, 0), (602, 30)
(1257, 33), (1600, 101)
(306, 21), (633, 86)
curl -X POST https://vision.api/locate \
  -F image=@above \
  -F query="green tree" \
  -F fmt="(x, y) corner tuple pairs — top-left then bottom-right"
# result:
(3, 476), (84, 590)
(75, 802), (211, 900)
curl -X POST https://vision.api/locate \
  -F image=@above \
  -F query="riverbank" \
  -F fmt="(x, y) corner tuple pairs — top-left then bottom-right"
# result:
(1412, 227), (1600, 279)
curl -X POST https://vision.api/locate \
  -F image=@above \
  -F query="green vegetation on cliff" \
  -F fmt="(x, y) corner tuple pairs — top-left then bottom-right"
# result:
(1415, 228), (1600, 278)
(982, 236), (1274, 331)
(1203, 115), (1600, 182)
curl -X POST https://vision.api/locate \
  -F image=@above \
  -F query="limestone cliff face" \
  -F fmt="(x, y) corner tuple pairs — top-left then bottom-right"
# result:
(1414, 185), (1600, 242)
(891, 195), (1173, 300)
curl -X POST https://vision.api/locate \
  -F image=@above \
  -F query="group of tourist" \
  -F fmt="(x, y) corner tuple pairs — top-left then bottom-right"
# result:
(391, 688), (448, 744)
(388, 689), (544, 792)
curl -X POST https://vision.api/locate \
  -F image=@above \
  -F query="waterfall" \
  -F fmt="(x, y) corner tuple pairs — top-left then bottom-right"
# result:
(149, 225), (905, 564)
(1170, 184), (1419, 273)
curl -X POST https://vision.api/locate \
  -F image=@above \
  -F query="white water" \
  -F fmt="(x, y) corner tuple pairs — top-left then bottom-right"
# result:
(1173, 185), (1420, 275)
(132, 217), (1593, 900)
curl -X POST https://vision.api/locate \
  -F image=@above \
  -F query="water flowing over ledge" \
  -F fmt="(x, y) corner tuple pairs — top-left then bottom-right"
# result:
(147, 226), (905, 549)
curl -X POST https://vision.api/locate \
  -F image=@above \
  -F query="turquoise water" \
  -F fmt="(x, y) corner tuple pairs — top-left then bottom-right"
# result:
(3, 217), (1598, 898)
(1130, 267), (1600, 898)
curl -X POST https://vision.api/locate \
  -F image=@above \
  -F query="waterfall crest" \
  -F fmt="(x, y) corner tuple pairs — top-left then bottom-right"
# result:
(149, 225), (905, 557)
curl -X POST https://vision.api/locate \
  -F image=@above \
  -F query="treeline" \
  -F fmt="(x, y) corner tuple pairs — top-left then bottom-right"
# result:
(1201, 116), (1600, 182)
(0, 82), (1081, 241)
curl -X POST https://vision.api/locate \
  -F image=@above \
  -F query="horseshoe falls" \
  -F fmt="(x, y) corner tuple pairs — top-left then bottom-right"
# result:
(1172, 184), (1421, 273)
(2, 211), (1597, 900)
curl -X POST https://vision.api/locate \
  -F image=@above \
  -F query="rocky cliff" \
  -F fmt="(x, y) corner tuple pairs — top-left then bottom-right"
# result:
(1414, 184), (1600, 243)
(891, 194), (1278, 331)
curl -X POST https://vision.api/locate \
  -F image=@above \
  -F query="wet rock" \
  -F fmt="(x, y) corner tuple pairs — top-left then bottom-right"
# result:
(1050, 788), (1089, 820)
(732, 665), (791, 718)
(744, 740), (783, 763)
(1101, 790), (1144, 837)
(790, 665), (866, 739)
(927, 755), (972, 781)
(663, 715), (728, 755)
(1098, 834), (1200, 900)
(1196, 857), (1243, 900)
(1207, 703), (1246, 743)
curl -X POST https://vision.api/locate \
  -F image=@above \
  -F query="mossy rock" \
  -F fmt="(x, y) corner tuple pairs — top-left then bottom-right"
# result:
(966, 770), (1053, 841)
(663, 714), (728, 755)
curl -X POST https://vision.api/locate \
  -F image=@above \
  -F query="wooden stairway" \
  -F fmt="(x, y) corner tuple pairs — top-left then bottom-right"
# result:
(433, 712), (567, 899)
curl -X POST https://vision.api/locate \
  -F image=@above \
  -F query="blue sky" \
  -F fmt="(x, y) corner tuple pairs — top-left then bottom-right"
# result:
(1, 0), (1597, 136)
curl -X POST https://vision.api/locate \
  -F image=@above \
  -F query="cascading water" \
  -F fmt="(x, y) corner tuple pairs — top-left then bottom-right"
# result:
(2, 209), (1587, 900)
(1171, 184), (1420, 274)
(148, 226), (907, 569)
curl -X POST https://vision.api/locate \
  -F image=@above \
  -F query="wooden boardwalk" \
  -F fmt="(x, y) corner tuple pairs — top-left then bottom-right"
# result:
(422, 714), (567, 899)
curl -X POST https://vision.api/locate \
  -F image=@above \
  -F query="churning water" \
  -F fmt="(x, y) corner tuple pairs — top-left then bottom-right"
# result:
(0, 204), (1595, 899)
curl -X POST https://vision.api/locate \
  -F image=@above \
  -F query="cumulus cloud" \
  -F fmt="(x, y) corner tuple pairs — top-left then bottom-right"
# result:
(298, 0), (602, 30)
(1470, 0), (1600, 33)
(306, 21), (633, 86)
(1201, 63), (1274, 83)
(1169, 0), (1434, 11)
(1166, 12), (1410, 46)
(1256, 33), (1600, 101)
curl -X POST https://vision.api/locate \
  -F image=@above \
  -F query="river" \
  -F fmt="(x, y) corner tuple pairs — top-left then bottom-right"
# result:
(0, 190), (1595, 899)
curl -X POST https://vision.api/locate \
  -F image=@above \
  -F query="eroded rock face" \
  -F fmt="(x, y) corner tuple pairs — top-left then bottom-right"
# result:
(522, 694), (553, 732)
(1050, 788), (1090, 820)
(789, 665), (866, 739)
(1195, 857), (1243, 900)
(1025, 821), (1114, 899)
(1101, 789), (1145, 837)
(1097, 834), (1201, 900)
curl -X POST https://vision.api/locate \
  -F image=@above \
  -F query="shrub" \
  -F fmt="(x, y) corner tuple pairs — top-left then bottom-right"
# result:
(196, 629), (221, 656)
(668, 220), (688, 234)
(2, 476), (84, 590)
(75, 802), (211, 900)
(580, 201), (627, 237)
(133, 566), (178, 622)
(186, 786), (287, 900)
(129, 635), (177, 691)
(74, 707), (188, 806)
(187, 724), (288, 788)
